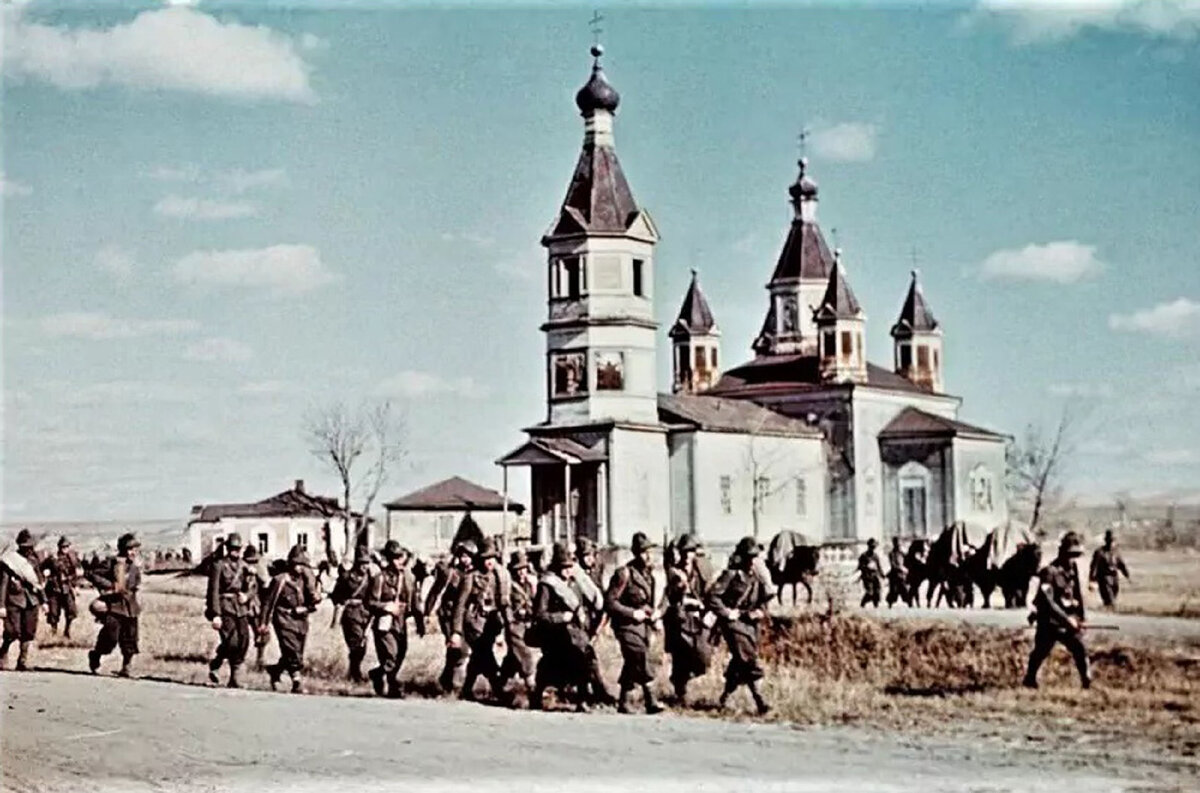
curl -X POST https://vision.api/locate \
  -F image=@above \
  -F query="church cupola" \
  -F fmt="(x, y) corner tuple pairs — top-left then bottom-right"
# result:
(752, 157), (836, 357)
(669, 270), (721, 394)
(890, 269), (943, 392)
(813, 249), (868, 384)
(540, 44), (660, 427)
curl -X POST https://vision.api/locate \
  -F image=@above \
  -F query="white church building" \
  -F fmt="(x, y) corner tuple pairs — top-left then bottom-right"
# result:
(498, 45), (1008, 552)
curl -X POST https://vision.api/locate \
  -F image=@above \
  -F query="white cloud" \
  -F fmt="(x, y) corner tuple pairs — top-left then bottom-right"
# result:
(154, 195), (258, 220)
(974, 0), (1200, 44)
(1143, 448), (1200, 466)
(220, 167), (286, 194)
(375, 370), (486, 399)
(58, 380), (198, 407)
(1048, 383), (1115, 399)
(41, 312), (199, 340)
(3, 6), (315, 103)
(979, 241), (1105, 283)
(1109, 297), (1200, 339)
(145, 164), (201, 182)
(172, 244), (337, 296)
(808, 122), (879, 163)
(184, 337), (253, 362)
(238, 380), (294, 396)
(1, 173), (33, 197)
(94, 246), (135, 279)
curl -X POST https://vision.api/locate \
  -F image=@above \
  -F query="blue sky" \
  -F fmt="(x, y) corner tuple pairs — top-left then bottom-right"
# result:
(2, 1), (1199, 522)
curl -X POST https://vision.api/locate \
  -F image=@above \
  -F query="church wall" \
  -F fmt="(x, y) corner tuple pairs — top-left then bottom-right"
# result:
(949, 436), (1009, 542)
(608, 427), (671, 546)
(544, 323), (658, 425)
(879, 443), (951, 539)
(686, 430), (825, 549)
(667, 431), (696, 537)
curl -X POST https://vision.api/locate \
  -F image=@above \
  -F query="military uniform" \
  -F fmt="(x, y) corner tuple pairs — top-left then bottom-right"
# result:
(87, 533), (142, 677)
(242, 547), (270, 670)
(497, 551), (537, 697)
(886, 541), (908, 608)
(42, 538), (79, 637)
(452, 542), (511, 701)
(1089, 534), (1130, 609)
(427, 548), (474, 692)
(605, 532), (662, 714)
(262, 546), (321, 693)
(708, 537), (773, 715)
(331, 551), (373, 681)
(0, 532), (44, 671)
(532, 543), (602, 712)
(576, 537), (616, 706)
(367, 541), (421, 698)
(1024, 533), (1090, 689)
(858, 541), (884, 608)
(662, 535), (710, 702)
(205, 534), (251, 687)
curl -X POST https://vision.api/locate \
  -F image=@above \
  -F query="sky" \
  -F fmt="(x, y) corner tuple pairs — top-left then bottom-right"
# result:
(2, 0), (1199, 523)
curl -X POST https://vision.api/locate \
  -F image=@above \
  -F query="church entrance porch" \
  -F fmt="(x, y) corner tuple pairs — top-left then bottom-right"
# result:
(497, 436), (609, 548)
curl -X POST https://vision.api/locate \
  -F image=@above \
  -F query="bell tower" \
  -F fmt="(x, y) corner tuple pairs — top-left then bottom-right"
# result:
(891, 269), (944, 392)
(669, 270), (721, 394)
(814, 250), (868, 384)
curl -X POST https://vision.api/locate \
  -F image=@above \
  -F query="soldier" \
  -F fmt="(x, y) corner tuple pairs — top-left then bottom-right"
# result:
(885, 537), (908, 608)
(451, 539), (511, 702)
(205, 533), (251, 688)
(574, 536), (617, 706)
(366, 541), (422, 698)
(241, 546), (271, 671)
(427, 540), (476, 693)
(662, 533), (711, 705)
(86, 532), (142, 677)
(605, 532), (664, 715)
(330, 545), (373, 682)
(858, 538), (885, 608)
(262, 544), (321, 693)
(707, 536), (773, 716)
(496, 549), (537, 702)
(1023, 531), (1091, 690)
(42, 536), (80, 637)
(0, 530), (45, 671)
(531, 542), (602, 712)
(1089, 530), (1131, 609)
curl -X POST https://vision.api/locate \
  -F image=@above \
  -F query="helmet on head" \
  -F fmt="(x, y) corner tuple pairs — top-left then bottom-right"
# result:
(478, 538), (500, 561)
(733, 536), (761, 561)
(381, 540), (405, 560)
(242, 546), (260, 563)
(354, 545), (371, 564)
(225, 533), (243, 551)
(118, 533), (140, 554)
(1104, 529), (1115, 544)
(58, 536), (71, 549)
(508, 550), (530, 572)
(549, 542), (575, 570)
(631, 532), (658, 554)
(286, 545), (311, 566)
(453, 539), (478, 558)
(16, 529), (35, 549)
(675, 533), (700, 553)
(1058, 531), (1083, 557)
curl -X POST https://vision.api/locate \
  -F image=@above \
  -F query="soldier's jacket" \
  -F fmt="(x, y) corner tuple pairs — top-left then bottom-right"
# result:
(244, 562), (269, 620)
(262, 570), (320, 632)
(331, 565), (373, 624)
(663, 562), (708, 635)
(858, 551), (884, 580)
(41, 551), (79, 595)
(0, 551), (44, 610)
(507, 576), (535, 632)
(88, 555), (141, 618)
(1034, 558), (1085, 632)
(706, 566), (772, 639)
(367, 566), (420, 629)
(426, 563), (469, 627)
(887, 548), (906, 577)
(604, 561), (656, 629)
(1089, 547), (1129, 582)
(452, 566), (509, 640)
(206, 556), (249, 621)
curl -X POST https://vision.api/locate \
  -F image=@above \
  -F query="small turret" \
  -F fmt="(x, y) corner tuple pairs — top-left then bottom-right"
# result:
(669, 270), (721, 394)
(891, 269), (943, 392)
(813, 250), (868, 385)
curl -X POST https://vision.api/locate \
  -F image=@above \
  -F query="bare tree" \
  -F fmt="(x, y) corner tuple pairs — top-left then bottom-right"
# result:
(743, 414), (825, 539)
(303, 400), (406, 555)
(1006, 403), (1076, 536)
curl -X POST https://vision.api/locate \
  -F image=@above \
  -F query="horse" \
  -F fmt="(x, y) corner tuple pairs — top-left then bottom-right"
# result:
(902, 539), (929, 606)
(999, 542), (1042, 608)
(923, 524), (973, 608)
(963, 529), (1002, 608)
(765, 530), (821, 606)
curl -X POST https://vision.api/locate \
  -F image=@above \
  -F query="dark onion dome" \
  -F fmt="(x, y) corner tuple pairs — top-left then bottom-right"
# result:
(788, 157), (818, 202)
(575, 44), (620, 115)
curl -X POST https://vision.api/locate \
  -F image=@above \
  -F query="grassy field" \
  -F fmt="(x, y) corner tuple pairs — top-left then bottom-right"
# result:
(1116, 549), (1200, 619)
(23, 566), (1199, 770)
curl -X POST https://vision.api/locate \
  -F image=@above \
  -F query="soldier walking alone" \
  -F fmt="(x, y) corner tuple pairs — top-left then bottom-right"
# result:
(605, 532), (664, 715)
(330, 545), (373, 682)
(1023, 531), (1091, 690)
(858, 538), (884, 608)
(87, 532), (142, 677)
(205, 533), (252, 688)
(707, 536), (773, 716)
(662, 534), (711, 705)
(452, 539), (509, 702)
(1089, 530), (1131, 609)
(367, 541), (422, 698)
(0, 530), (45, 671)
(262, 545), (321, 693)
(42, 536), (80, 637)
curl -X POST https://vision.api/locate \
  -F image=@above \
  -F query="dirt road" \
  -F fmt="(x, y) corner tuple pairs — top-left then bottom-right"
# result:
(2, 672), (1193, 793)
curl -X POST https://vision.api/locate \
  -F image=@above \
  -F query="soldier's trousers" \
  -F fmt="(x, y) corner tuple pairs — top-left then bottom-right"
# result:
(211, 616), (250, 668)
(461, 614), (504, 695)
(94, 613), (139, 658)
(2, 605), (38, 643)
(666, 627), (710, 691)
(1097, 577), (1119, 607)
(614, 623), (653, 688)
(722, 623), (764, 688)
(861, 576), (882, 608)
(273, 621), (308, 673)
(46, 589), (77, 629)
(373, 626), (408, 688)
(886, 574), (907, 607)
(1025, 625), (1090, 685)
(341, 610), (370, 673)
(437, 616), (468, 690)
(499, 627), (535, 686)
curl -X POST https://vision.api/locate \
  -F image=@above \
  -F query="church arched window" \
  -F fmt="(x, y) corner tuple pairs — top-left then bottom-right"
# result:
(969, 465), (994, 513)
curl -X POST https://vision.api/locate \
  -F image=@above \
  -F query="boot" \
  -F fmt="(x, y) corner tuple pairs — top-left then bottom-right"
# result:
(64, 620), (73, 639)
(87, 649), (101, 674)
(749, 682), (770, 716)
(117, 654), (133, 678)
(643, 684), (663, 715)
(0, 639), (12, 670)
(348, 650), (365, 682)
(386, 676), (404, 699)
(1021, 675), (1038, 689)
(617, 686), (633, 714)
(227, 664), (241, 689)
(368, 667), (385, 696)
(672, 678), (688, 705)
(255, 646), (266, 671)
(267, 663), (282, 691)
(15, 642), (31, 671)
(718, 683), (735, 711)
(290, 672), (303, 694)
(208, 658), (221, 686)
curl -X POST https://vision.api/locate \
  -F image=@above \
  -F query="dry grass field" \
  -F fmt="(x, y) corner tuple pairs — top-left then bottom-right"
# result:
(25, 563), (1198, 771)
(1117, 549), (1200, 619)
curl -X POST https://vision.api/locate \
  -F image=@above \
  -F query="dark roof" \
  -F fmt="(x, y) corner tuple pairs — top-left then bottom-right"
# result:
(669, 271), (718, 338)
(497, 436), (607, 467)
(658, 393), (820, 437)
(770, 220), (835, 283)
(814, 262), (863, 321)
(548, 143), (641, 237)
(752, 301), (778, 354)
(878, 407), (1005, 441)
(710, 354), (934, 397)
(788, 158), (819, 203)
(892, 270), (939, 336)
(384, 476), (524, 513)
(575, 46), (620, 115)
(189, 483), (349, 524)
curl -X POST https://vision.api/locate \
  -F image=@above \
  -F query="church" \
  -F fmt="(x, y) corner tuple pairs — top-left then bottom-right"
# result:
(497, 45), (1009, 552)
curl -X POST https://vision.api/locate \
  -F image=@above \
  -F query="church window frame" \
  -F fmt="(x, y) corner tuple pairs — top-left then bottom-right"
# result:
(840, 330), (853, 362)
(917, 345), (929, 369)
(710, 348), (718, 369)
(549, 349), (589, 399)
(257, 533), (269, 554)
(897, 461), (931, 538)
(899, 343), (912, 371)
(296, 531), (309, 550)
(795, 476), (807, 518)
(632, 258), (646, 298)
(822, 330), (836, 360)
(969, 465), (994, 513)
(719, 475), (732, 515)
(594, 350), (625, 391)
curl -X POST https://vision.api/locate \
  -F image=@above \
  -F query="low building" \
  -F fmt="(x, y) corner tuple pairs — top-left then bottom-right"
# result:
(383, 476), (526, 558)
(186, 479), (368, 562)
